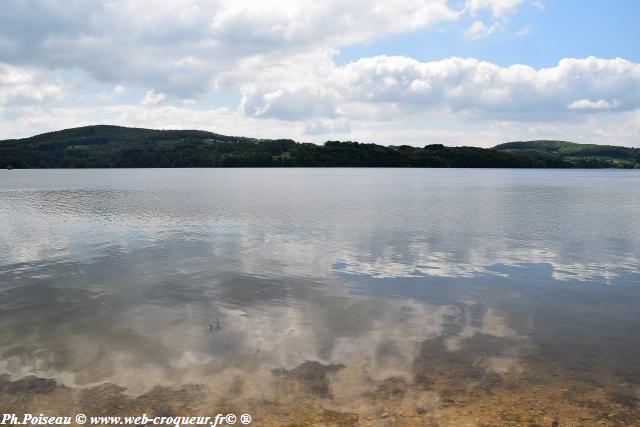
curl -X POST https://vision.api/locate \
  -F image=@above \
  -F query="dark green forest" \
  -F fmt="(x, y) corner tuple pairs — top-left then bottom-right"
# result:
(1, 125), (639, 169)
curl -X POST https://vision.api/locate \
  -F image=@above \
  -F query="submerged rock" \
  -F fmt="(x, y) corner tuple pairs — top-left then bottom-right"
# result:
(272, 360), (345, 398)
(0, 375), (57, 395)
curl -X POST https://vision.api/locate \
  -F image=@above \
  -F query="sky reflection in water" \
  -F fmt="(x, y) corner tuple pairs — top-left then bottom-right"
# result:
(1, 169), (639, 423)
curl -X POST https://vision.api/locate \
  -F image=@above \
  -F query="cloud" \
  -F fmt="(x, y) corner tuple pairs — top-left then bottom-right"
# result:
(3, 99), (640, 149)
(567, 98), (621, 111)
(465, 20), (499, 39)
(95, 85), (127, 101)
(0, 63), (67, 105)
(514, 25), (531, 37)
(240, 56), (640, 121)
(1, 0), (639, 148)
(465, 0), (523, 17)
(141, 89), (167, 106)
(240, 84), (338, 120)
(2, 53), (640, 147)
(304, 119), (351, 135)
(0, 0), (461, 97)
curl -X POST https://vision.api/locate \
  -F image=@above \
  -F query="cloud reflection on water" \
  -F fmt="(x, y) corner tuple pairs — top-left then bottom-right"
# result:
(1, 169), (639, 420)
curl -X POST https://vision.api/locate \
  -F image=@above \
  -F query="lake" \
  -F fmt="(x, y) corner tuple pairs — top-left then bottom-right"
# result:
(1, 168), (639, 425)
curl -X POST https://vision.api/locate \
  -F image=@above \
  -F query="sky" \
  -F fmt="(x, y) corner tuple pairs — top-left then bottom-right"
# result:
(1, 0), (639, 147)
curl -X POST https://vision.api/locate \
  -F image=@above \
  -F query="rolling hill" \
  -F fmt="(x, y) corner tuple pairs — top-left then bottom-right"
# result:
(495, 140), (640, 168)
(1, 126), (638, 169)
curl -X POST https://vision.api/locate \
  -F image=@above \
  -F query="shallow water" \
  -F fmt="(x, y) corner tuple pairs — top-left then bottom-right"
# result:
(1, 168), (639, 425)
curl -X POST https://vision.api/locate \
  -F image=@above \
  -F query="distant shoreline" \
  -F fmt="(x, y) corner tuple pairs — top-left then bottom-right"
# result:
(2, 125), (639, 169)
(4, 167), (640, 171)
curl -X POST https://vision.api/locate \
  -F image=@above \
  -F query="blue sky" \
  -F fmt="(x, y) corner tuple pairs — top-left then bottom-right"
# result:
(1, 0), (639, 147)
(336, 1), (640, 67)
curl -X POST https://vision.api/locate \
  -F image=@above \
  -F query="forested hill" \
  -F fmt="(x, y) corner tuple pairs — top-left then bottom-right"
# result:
(1, 125), (638, 169)
(495, 140), (640, 168)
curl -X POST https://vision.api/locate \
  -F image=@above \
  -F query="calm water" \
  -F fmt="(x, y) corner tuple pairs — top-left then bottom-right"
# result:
(1, 168), (639, 425)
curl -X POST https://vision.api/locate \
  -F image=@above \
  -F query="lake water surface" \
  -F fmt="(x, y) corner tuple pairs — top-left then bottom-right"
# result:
(1, 169), (639, 425)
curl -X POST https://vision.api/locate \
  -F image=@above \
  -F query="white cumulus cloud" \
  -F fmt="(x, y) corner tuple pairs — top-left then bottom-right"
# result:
(466, 20), (500, 39)
(0, 0), (462, 97)
(1, 0), (639, 148)
(567, 98), (621, 110)
(240, 56), (640, 120)
(141, 89), (167, 106)
(465, 0), (523, 17)
(0, 63), (66, 105)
